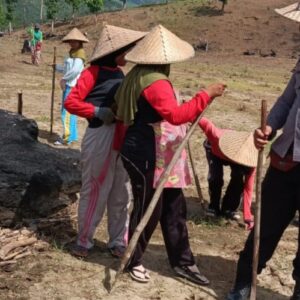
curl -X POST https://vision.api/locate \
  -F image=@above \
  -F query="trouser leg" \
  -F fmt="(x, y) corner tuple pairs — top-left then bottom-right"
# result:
(222, 164), (245, 212)
(106, 152), (131, 248)
(77, 125), (115, 249)
(234, 166), (297, 286)
(122, 158), (162, 269)
(160, 188), (195, 268)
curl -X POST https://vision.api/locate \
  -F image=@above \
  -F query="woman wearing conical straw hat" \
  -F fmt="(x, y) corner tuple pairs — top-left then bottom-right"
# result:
(198, 117), (257, 230)
(226, 3), (300, 300)
(54, 28), (89, 146)
(115, 24), (226, 284)
(64, 24), (147, 258)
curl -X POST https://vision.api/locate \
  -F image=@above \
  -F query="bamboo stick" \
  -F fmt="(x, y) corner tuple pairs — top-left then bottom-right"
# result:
(50, 47), (56, 135)
(187, 140), (205, 208)
(111, 105), (211, 291)
(17, 91), (23, 115)
(250, 100), (267, 300)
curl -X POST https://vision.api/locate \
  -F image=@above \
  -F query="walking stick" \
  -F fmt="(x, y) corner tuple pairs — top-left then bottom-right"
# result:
(111, 104), (211, 292)
(250, 100), (267, 300)
(187, 140), (205, 208)
(50, 47), (56, 135)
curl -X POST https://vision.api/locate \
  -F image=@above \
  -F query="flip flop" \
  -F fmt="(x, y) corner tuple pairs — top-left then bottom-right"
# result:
(173, 265), (210, 286)
(129, 266), (151, 283)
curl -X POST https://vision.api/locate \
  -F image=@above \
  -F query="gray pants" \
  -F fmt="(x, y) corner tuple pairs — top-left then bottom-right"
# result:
(77, 125), (131, 249)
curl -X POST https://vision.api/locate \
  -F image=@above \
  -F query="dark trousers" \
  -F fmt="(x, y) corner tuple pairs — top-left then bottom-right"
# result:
(205, 143), (248, 213)
(235, 164), (300, 285)
(122, 158), (195, 269)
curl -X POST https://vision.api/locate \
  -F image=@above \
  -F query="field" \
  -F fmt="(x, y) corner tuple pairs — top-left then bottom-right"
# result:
(0, 0), (298, 299)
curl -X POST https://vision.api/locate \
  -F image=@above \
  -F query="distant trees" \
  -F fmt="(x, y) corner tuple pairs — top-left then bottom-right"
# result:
(85, 0), (103, 22)
(45, 0), (59, 32)
(5, 0), (17, 32)
(65, 0), (82, 18)
(0, 2), (6, 29)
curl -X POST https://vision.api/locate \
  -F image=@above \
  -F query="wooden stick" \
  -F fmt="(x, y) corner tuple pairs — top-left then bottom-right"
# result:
(0, 237), (37, 260)
(50, 46), (56, 135)
(187, 140), (205, 208)
(0, 260), (17, 266)
(17, 91), (23, 115)
(111, 105), (211, 291)
(250, 100), (267, 300)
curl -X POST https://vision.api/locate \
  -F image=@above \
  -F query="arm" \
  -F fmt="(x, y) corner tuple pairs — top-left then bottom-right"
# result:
(142, 80), (211, 125)
(64, 66), (98, 119)
(55, 64), (64, 73)
(243, 168), (256, 223)
(62, 58), (84, 82)
(267, 72), (297, 131)
(198, 117), (222, 143)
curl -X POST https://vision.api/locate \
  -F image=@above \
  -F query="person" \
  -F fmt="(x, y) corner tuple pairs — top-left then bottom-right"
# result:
(226, 3), (300, 300)
(198, 117), (256, 230)
(31, 23), (43, 65)
(21, 24), (33, 54)
(54, 28), (89, 146)
(115, 24), (226, 284)
(64, 25), (146, 258)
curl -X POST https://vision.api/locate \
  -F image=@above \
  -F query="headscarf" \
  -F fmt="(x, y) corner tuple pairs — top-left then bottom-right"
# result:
(115, 64), (170, 125)
(70, 47), (86, 63)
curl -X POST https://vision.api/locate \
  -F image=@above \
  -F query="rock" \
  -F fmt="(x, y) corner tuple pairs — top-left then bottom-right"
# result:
(243, 49), (257, 56)
(259, 49), (276, 57)
(193, 40), (209, 52)
(0, 110), (81, 220)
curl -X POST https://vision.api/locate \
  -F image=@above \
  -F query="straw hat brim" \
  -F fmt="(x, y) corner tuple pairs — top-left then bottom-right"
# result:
(275, 2), (300, 22)
(125, 24), (195, 65)
(89, 25), (147, 63)
(219, 130), (259, 168)
(62, 28), (89, 43)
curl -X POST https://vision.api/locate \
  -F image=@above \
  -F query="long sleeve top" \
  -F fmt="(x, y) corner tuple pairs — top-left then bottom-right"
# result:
(199, 117), (255, 222)
(267, 65), (300, 161)
(56, 57), (85, 87)
(121, 79), (211, 163)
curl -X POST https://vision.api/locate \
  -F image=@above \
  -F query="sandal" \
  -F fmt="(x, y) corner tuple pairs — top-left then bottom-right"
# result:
(173, 265), (210, 286)
(129, 265), (151, 283)
(70, 244), (89, 258)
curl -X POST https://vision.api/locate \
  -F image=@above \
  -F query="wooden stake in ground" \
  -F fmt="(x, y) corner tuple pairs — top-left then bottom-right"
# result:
(17, 91), (23, 115)
(187, 140), (205, 208)
(50, 47), (56, 135)
(111, 105), (210, 292)
(250, 100), (267, 300)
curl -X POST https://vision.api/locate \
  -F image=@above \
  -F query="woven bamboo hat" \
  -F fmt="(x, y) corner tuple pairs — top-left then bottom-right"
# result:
(275, 2), (300, 22)
(219, 131), (258, 168)
(89, 25), (147, 63)
(125, 24), (195, 64)
(62, 28), (89, 43)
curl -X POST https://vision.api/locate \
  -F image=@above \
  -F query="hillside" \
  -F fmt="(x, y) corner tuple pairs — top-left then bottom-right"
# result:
(0, 0), (299, 299)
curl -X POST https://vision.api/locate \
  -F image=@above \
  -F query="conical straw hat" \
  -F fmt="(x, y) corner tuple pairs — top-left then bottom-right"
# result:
(219, 131), (258, 168)
(89, 25), (147, 63)
(125, 24), (195, 64)
(62, 28), (89, 43)
(275, 2), (300, 22)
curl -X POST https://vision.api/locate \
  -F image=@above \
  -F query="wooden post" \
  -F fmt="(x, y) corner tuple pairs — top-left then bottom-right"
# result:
(187, 140), (205, 208)
(111, 105), (211, 292)
(17, 92), (23, 115)
(50, 47), (56, 135)
(250, 100), (267, 300)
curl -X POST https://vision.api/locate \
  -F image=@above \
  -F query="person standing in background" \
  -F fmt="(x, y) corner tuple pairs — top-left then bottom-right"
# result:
(54, 28), (88, 146)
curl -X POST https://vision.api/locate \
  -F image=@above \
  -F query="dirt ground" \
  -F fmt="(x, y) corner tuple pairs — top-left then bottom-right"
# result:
(0, 0), (299, 299)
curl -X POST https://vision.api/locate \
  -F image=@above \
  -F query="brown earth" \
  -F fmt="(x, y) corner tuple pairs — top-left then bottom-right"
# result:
(0, 0), (299, 299)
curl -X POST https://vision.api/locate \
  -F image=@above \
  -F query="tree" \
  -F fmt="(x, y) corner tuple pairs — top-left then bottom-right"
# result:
(45, 0), (59, 33)
(219, 0), (228, 12)
(85, 0), (103, 23)
(0, 1), (6, 29)
(65, 0), (83, 19)
(5, 0), (17, 33)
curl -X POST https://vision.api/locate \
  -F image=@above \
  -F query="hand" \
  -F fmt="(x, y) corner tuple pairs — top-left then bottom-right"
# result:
(204, 83), (227, 99)
(60, 79), (66, 91)
(245, 219), (254, 231)
(254, 125), (272, 150)
(95, 107), (115, 125)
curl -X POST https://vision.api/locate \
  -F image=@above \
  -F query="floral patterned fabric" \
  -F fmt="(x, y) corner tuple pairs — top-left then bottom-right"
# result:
(151, 121), (192, 188)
